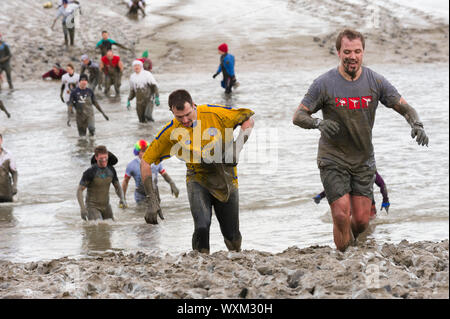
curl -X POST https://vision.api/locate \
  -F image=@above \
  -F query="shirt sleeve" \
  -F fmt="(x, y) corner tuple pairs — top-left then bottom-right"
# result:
(211, 105), (255, 129)
(300, 79), (323, 113)
(96, 39), (103, 48)
(79, 167), (95, 187)
(110, 166), (119, 184)
(142, 121), (175, 165)
(125, 161), (134, 178)
(377, 74), (401, 109)
(42, 71), (51, 79)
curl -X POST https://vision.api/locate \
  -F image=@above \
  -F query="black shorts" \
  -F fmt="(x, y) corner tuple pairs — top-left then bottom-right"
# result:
(319, 161), (376, 204)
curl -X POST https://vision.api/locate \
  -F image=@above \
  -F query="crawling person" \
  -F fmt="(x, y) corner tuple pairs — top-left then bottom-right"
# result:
(77, 145), (126, 221)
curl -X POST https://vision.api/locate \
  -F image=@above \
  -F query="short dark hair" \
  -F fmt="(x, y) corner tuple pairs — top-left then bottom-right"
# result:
(168, 89), (193, 111)
(102, 31), (108, 34)
(336, 29), (365, 51)
(95, 145), (108, 156)
(67, 63), (74, 70)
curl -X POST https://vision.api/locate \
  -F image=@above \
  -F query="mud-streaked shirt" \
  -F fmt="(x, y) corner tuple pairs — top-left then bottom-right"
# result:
(142, 104), (254, 202)
(301, 67), (401, 168)
(61, 73), (80, 103)
(80, 164), (118, 210)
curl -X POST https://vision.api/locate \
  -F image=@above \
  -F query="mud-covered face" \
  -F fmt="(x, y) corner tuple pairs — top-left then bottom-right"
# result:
(133, 63), (142, 73)
(338, 37), (364, 79)
(172, 102), (197, 128)
(96, 153), (108, 168)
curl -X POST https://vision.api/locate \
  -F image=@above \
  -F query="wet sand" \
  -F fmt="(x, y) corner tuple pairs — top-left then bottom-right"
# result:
(0, 0), (448, 299)
(0, 239), (447, 299)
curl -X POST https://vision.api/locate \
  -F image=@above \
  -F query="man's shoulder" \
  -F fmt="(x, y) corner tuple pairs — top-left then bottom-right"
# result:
(155, 120), (176, 140)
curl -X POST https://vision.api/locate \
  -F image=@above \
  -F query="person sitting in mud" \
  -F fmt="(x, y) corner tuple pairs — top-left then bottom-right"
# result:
(0, 33), (13, 90)
(60, 63), (80, 122)
(212, 43), (238, 94)
(0, 100), (11, 118)
(314, 170), (390, 218)
(96, 31), (130, 58)
(77, 145), (126, 221)
(140, 89), (255, 254)
(100, 49), (124, 97)
(42, 63), (67, 80)
(137, 50), (152, 71)
(122, 139), (179, 207)
(127, 0), (146, 17)
(68, 74), (109, 136)
(80, 55), (101, 92)
(127, 60), (160, 123)
(51, 0), (81, 47)
(0, 134), (18, 202)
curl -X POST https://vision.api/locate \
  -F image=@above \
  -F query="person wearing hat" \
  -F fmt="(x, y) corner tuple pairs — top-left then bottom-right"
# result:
(51, 0), (81, 47)
(0, 33), (13, 90)
(77, 145), (126, 221)
(212, 43), (238, 94)
(80, 54), (100, 92)
(122, 139), (179, 207)
(100, 49), (124, 97)
(68, 73), (109, 136)
(127, 60), (160, 123)
(0, 100), (11, 118)
(137, 50), (152, 71)
(0, 133), (18, 202)
(42, 63), (67, 80)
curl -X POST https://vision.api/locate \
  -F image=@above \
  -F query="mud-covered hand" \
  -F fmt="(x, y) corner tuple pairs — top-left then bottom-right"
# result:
(317, 119), (340, 139)
(213, 73), (219, 79)
(67, 119), (71, 127)
(380, 202), (390, 214)
(170, 182), (179, 198)
(143, 177), (163, 224)
(102, 112), (109, 121)
(80, 209), (88, 221)
(127, 100), (131, 110)
(155, 96), (160, 107)
(60, 95), (65, 103)
(411, 122), (428, 146)
(313, 194), (322, 204)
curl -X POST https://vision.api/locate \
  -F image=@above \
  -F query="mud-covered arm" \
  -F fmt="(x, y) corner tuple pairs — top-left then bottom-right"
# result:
(122, 175), (131, 198)
(161, 171), (179, 198)
(140, 160), (163, 224)
(392, 97), (429, 146)
(92, 93), (109, 120)
(77, 185), (88, 220)
(60, 83), (65, 101)
(293, 104), (340, 139)
(10, 170), (18, 195)
(0, 46), (11, 63)
(128, 86), (136, 101)
(113, 180), (126, 207)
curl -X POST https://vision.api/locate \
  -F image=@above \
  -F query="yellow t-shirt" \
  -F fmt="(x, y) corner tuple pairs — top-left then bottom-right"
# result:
(142, 104), (255, 202)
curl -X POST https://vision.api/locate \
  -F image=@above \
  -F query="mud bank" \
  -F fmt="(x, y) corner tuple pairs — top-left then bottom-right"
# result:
(0, 239), (447, 299)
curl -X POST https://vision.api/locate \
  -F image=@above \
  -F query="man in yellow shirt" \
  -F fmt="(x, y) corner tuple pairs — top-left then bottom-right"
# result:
(141, 89), (255, 254)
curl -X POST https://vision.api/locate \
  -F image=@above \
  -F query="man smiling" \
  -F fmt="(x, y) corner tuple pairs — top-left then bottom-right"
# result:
(293, 29), (429, 252)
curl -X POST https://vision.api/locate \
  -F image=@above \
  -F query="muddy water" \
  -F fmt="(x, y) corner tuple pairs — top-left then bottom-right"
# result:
(0, 61), (448, 263)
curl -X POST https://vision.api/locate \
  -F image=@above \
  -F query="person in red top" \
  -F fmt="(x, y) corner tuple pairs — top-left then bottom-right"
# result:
(42, 63), (67, 80)
(137, 50), (152, 71)
(100, 49), (124, 96)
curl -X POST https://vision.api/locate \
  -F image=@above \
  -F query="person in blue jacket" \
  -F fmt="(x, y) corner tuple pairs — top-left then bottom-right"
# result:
(213, 43), (238, 94)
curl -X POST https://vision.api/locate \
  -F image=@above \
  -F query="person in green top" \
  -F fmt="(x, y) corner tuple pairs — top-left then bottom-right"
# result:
(96, 31), (130, 57)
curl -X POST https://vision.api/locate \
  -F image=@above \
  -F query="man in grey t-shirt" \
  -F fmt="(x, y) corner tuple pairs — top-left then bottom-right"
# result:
(293, 29), (429, 252)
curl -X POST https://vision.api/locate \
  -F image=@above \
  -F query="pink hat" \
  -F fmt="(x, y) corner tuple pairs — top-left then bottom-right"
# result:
(218, 43), (228, 53)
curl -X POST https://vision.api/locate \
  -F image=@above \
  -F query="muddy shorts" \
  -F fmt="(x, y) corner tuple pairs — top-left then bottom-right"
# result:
(319, 161), (376, 204)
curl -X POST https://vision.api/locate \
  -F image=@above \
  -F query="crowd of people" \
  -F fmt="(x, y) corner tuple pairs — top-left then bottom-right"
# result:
(0, 0), (430, 255)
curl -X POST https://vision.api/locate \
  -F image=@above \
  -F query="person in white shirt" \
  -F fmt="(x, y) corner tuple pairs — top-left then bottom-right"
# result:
(60, 63), (80, 125)
(51, 0), (81, 47)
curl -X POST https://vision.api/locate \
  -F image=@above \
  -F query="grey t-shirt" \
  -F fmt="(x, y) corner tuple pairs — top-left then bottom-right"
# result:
(301, 66), (401, 168)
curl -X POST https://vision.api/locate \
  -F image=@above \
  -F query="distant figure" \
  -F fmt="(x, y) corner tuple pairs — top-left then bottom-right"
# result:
(127, 0), (146, 17)
(42, 63), (67, 80)
(137, 50), (152, 71)
(68, 73), (109, 136)
(313, 171), (390, 218)
(60, 63), (80, 122)
(0, 133), (18, 202)
(0, 100), (11, 118)
(0, 33), (13, 89)
(51, 0), (81, 47)
(100, 49), (124, 96)
(213, 43), (238, 94)
(127, 60), (160, 122)
(122, 139), (179, 205)
(80, 55), (101, 92)
(77, 146), (126, 221)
